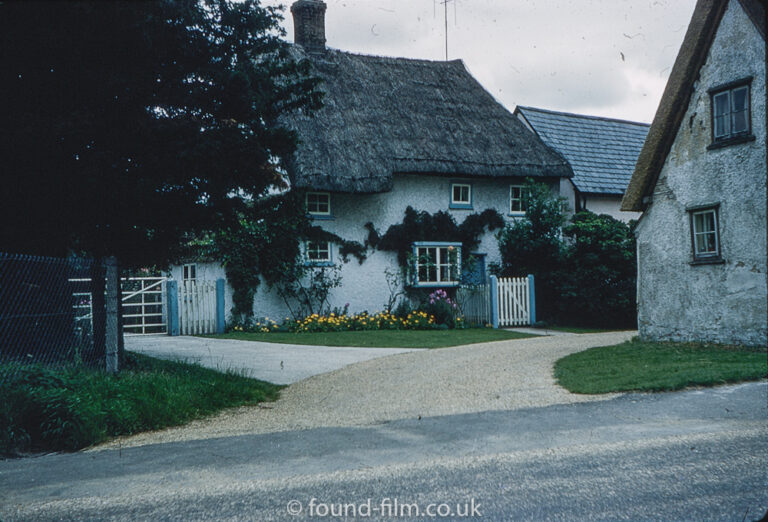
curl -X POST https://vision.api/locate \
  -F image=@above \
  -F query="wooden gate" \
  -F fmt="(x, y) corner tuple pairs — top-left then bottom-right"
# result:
(179, 279), (218, 335)
(496, 276), (532, 326)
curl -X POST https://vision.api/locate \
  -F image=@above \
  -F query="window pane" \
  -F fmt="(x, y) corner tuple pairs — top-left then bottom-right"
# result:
(713, 92), (730, 138)
(307, 241), (330, 261)
(732, 87), (748, 112)
(692, 210), (718, 256)
(694, 212), (714, 234)
(307, 193), (329, 214)
(510, 186), (522, 212)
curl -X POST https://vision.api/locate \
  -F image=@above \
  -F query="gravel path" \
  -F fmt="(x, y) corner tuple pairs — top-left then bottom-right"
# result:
(96, 331), (635, 450)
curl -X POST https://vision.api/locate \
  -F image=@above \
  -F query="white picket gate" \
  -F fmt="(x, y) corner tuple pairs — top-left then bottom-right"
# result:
(496, 276), (531, 327)
(179, 280), (218, 335)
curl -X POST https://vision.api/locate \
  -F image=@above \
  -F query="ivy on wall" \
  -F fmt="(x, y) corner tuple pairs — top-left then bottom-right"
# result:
(207, 191), (366, 321)
(370, 206), (505, 267)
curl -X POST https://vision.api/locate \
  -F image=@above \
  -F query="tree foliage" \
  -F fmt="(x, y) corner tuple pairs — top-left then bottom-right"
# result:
(561, 212), (637, 328)
(0, 0), (322, 266)
(496, 181), (568, 320)
(497, 182), (637, 328)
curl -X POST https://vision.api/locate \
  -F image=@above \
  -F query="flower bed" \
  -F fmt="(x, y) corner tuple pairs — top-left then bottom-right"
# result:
(230, 310), (467, 334)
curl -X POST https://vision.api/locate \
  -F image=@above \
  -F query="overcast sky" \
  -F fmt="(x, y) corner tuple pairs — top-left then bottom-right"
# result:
(264, 0), (697, 123)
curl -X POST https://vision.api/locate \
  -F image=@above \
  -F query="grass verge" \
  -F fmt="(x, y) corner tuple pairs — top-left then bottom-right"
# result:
(0, 353), (282, 456)
(554, 340), (767, 394)
(211, 328), (535, 348)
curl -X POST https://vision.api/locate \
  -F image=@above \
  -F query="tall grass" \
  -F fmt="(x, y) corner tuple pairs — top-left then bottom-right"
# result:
(0, 353), (282, 455)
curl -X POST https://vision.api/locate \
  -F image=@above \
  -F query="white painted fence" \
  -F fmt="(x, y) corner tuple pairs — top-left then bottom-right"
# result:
(496, 276), (531, 327)
(179, 279), (218, 335)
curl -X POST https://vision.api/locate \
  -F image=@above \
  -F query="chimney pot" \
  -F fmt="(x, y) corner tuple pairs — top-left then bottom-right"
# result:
(291, 0), (327, 53)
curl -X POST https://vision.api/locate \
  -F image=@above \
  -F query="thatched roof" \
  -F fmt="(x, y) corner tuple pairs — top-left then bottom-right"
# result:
(516, 106), (649, 196)
(621, 0), (766, 211)
(284, 49), (573, 193)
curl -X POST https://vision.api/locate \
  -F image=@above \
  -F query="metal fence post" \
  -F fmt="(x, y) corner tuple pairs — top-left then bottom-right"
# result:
(216, 278), (226, 334)
(490, 275), (499, 329)
(105, 257), (119, 374)
(528, 274), (536, 325)
(167, 280), (180, 336)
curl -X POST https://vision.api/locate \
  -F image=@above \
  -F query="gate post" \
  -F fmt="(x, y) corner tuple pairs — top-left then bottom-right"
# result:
(490, 275), (499, 329)
(167, 280), (180, 336)
(105, 257), (119, 374)
(216, 278), (226, 334)
(528, 274), (536, 325)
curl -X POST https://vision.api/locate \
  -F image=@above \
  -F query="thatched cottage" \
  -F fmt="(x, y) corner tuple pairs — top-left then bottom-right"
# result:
(515, 106), (649, 222)
(172, 0), (573, 321)
(622, 0), (767, 345)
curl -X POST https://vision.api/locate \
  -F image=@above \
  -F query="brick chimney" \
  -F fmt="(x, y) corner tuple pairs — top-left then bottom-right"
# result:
(291, 0), (327, 53)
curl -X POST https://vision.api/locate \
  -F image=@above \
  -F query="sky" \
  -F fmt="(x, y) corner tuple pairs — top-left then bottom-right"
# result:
(263, 0), (698, 123)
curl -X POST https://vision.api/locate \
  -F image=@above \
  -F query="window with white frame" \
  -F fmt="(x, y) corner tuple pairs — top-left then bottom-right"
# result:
(413, 243), (461, 285)
(510, 185), (528, 214)
(182, 263), (197, 281)
(450, 183), (472, 208)
(710, 79), (751, 143)
(306, 192), (331, 216)
(305, 240), (331, 263)
(689, 207), (720, 261)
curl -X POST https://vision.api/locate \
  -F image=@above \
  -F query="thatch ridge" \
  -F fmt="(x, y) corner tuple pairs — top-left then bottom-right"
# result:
(284, 48), (573, 193)
(622, 0), (766, 211)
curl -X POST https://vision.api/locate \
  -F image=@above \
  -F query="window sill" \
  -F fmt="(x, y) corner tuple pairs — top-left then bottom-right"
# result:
(411, 281), (460, 288)
(707, 134), (756, 150)
(305, 261), (334, 267)
(449, 203), (473, 210)
(308, 214), (335, 221)
(508, 212), (526, 218)
(689, 257), (725, 266)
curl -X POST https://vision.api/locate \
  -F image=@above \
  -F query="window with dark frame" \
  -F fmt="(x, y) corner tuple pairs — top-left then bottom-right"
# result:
(689, 207), (720, 262)
(709, 78), (752, 146)
(306, 192), (331, 216)
(306, 241), (331, 263)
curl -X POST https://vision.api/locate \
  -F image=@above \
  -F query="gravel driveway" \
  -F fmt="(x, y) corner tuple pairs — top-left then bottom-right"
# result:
(99, 331), (635, 450)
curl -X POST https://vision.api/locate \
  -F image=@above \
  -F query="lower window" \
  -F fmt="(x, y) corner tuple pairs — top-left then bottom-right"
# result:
(306, 241), (331, 263)
(413, 243), (461, 286)
(689, 206), (720, 262)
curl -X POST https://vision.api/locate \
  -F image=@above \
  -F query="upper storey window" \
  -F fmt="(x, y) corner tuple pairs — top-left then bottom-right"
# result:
(306, 192), (331, 216)
(708, 77), (754, 149)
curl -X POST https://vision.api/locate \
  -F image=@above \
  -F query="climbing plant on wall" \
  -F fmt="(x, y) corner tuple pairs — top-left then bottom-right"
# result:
(370, 206), (505, 269)
(207, 191), (366, 322)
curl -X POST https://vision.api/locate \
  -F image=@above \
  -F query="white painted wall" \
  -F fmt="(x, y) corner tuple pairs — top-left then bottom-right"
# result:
(172, 173), (564, 323)
(583, 194), (641, 222)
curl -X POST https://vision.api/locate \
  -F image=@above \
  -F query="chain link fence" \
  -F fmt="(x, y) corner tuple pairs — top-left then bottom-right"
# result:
(0, 252), (109, 385)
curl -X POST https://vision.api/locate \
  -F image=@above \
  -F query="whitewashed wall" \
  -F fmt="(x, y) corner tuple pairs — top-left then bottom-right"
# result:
(635, 0), (767, 345)
(172, 173), (563, 323)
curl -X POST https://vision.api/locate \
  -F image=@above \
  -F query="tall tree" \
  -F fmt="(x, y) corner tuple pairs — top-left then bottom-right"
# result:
(0, 0), (321, 266)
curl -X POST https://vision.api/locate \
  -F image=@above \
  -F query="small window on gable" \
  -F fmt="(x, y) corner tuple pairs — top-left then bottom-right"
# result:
(305, 240), (331, 264)
(709, 78), (753, 148)
(306, 192), (331, 216)
(413, 243), (461, 286)
(689, 206), (721, 262)
(182, 263), (197, 281)
(450, 183), (472, 209)
(510, 185), (528, 215)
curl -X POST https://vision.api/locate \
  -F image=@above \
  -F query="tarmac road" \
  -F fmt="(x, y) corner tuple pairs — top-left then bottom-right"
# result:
(1, 381), (766, 521)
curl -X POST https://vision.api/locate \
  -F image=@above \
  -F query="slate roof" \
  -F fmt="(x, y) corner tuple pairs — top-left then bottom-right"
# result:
(284, 49), (573, 194)
(515, 106), (650, 196)
(622, 0), (766, 211)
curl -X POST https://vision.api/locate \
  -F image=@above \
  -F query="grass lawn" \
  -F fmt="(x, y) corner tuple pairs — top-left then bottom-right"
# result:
(0, 353), (282, 455)
(554, 339), (768, 394)
(212, 328), (535, 348)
